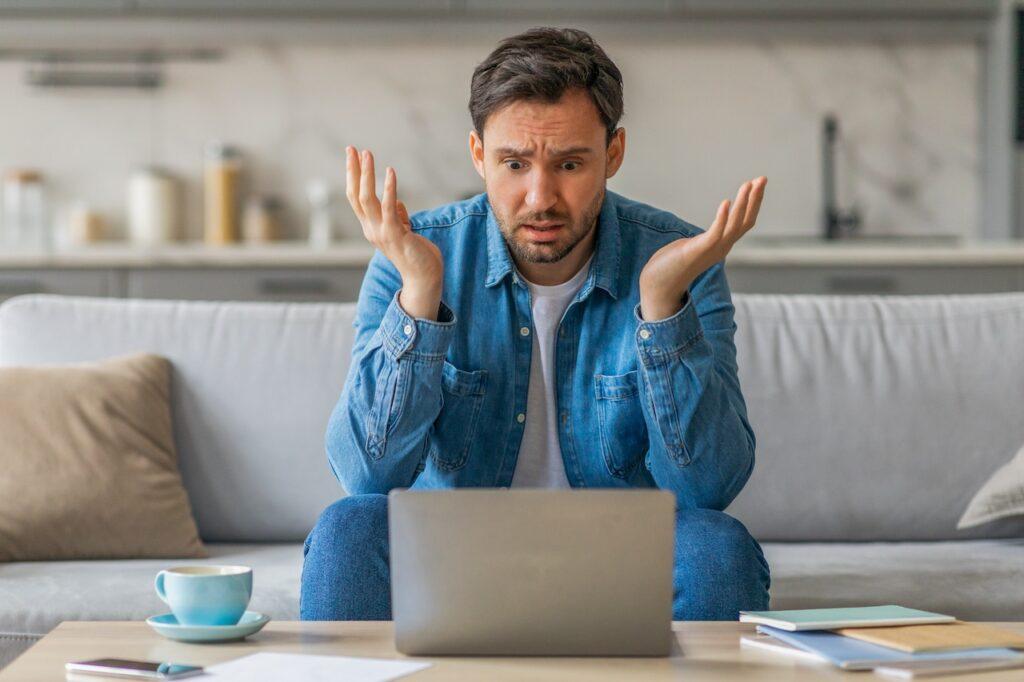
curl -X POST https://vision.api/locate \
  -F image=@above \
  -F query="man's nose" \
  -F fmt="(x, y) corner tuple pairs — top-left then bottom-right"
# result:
(525, 168), (558, 212)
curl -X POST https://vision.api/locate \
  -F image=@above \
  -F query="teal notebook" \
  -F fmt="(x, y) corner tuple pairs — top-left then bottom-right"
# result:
(738, 605), (955, 632)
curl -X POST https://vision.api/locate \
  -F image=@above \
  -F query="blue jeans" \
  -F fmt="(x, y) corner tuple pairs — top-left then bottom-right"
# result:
(300, 494), (771, 621)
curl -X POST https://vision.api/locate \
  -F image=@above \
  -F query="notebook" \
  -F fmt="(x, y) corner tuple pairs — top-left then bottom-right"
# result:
(739, 632), (828, 664)
(873, 656), (1024, 679)
(739, 605), (955, 631)
(754, 625), (1024, 671)
(836, 621), (1024, 653)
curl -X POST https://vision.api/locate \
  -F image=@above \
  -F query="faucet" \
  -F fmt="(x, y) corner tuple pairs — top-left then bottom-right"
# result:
(822, 113), (862, 240)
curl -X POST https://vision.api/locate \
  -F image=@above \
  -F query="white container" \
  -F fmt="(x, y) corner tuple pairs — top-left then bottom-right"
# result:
(2, 169), (49, 253)
(306, 179), (334, 250)
(127, 167), (181, 247)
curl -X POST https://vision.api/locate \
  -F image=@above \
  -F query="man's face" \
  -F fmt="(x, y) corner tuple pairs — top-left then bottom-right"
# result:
(470, 88), (625, 266)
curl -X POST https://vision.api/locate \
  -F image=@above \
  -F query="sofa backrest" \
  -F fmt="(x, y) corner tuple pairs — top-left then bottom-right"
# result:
(1, 292), (1022, 543)
(0, 294), (354, 543)
(726, 292), (1024, 541)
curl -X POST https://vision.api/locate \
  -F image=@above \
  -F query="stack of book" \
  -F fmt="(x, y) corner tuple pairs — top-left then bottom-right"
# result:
(739, 605), (1024, 678)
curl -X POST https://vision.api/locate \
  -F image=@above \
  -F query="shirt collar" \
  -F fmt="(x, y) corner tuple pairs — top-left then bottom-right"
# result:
(483, 191), (621, 300)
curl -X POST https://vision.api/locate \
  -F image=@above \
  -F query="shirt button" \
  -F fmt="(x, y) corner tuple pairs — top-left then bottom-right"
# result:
(516, 413), (526, 423)
(403, 324), (413, 336)
(520, 326), (530, 337)
(639, 329), (651, 340)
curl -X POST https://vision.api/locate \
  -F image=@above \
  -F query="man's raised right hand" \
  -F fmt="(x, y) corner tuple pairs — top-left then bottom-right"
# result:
(346, 146), (444, 321)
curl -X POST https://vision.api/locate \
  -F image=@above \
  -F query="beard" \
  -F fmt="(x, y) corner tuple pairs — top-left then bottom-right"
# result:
(491, 188), (604, 264)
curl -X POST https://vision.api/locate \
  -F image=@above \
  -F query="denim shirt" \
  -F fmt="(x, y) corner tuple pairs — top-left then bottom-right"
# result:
(325, 190), (756, 510)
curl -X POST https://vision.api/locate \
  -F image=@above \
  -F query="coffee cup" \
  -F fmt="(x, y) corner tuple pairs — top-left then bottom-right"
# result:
(154, 565), (253, 626)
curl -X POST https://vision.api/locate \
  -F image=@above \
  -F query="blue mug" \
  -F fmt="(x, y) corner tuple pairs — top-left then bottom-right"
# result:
(154, 565), (253, 626)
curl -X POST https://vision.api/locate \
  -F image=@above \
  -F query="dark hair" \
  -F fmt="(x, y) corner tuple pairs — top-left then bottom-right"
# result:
(469, 27), (624, 145)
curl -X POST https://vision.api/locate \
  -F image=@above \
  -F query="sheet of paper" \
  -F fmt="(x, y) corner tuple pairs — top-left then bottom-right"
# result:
(205, 652), (431, 681)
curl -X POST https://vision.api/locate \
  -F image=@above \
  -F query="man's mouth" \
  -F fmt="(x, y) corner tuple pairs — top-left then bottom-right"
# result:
(521, 222), (564, 242)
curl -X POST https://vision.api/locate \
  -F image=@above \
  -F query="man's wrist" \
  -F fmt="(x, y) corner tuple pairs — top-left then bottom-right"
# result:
(639, 289), (687, 322)
(398, 284), (442, 321)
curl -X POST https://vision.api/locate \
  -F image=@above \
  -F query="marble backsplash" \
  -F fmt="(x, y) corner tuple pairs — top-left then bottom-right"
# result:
(0, 31), (978, 243)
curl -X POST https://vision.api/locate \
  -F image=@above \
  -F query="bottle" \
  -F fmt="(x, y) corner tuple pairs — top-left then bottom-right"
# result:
(127, 166), (181, 247)
(203, 143), (243, 245)
(306, 179), (334, 249)
(2, 169), (49, 253)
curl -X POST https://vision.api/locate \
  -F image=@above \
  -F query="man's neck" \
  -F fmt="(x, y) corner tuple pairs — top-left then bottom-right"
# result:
(513, 227), (597, 286)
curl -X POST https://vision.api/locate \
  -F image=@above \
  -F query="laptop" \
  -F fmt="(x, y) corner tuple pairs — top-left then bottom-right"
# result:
(388, 488), (676, 656)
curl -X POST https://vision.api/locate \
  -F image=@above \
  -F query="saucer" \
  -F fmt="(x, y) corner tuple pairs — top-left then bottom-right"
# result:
(146, 610), (270, 643)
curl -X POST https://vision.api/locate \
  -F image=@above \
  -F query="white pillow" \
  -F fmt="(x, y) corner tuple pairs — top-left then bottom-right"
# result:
(957, 443), (1024, 529)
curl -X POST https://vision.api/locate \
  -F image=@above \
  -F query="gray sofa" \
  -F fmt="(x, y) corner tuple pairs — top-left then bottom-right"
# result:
(1, 291), (1022, 668)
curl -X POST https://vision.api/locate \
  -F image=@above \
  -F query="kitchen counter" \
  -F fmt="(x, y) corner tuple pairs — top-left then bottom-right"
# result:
(0, 242), (378, 268)
(2, 239), (1024, 269)
(729, 241), (1024, 266)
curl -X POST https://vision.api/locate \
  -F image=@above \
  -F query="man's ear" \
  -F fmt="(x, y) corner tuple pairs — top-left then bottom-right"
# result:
(605, 127), (626, 178)
(469, 130), (485, 180)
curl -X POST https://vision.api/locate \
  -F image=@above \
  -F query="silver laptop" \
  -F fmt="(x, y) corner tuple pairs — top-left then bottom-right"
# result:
(388, 489), (675, 656)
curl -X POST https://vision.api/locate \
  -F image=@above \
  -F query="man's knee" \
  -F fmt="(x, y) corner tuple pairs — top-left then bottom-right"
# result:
(304, 493), (388, 559)
(301, 494), (391, 621)
(673, 508), (771, 616)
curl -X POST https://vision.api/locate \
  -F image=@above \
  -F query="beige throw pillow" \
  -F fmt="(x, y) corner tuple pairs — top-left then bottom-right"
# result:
(957, 442), (1024, 529)
(0, 353), (206, 561)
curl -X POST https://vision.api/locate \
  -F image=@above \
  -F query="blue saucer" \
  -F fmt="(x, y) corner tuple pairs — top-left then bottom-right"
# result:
(146, 610), (270, 643)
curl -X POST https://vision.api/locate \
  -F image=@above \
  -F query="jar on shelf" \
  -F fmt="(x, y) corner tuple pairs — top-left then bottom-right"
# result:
(127, 166), (181, 247)
(65, 202), (107, 247)
(204, 142), (243, 246)
(2, 169), (50, 253)
(243, 194), (284, 244)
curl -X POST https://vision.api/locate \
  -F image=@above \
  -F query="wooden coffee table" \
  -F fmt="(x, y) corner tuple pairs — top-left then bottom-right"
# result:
(3, 621), (1023, 681)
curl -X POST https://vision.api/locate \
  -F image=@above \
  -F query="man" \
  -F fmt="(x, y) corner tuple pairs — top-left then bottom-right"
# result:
(302, 27), (770, 622)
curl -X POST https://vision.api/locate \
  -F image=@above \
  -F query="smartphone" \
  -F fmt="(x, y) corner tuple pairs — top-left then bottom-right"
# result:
(65, 658), (204, 680)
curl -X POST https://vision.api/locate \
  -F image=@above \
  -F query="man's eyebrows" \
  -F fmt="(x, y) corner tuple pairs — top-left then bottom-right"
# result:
(492, 145), (595, 157)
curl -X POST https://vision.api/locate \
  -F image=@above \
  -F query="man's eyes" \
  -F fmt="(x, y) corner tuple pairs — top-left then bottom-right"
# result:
(503, 160), (581, 171)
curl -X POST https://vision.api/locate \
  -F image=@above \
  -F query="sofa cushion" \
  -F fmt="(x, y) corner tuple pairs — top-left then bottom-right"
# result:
(727, 292), (1024, 541)
(0, 295), (356, 543)
(762, 539), (1024, 622)
(0, 539), (1019, 650)
(0, 543), (301, 638)
(0, 353), (205, 561)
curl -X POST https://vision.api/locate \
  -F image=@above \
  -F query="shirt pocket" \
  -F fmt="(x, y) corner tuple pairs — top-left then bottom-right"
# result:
(429, 360), (488, 471)
(594, 370), (648, 479)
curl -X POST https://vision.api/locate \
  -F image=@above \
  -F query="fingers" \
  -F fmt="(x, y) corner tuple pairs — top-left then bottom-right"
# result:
(724, 181), (752, 241)
(380, 166), (401, 240)
(359, 149), (382, 224)
(708, 199), (730, 240)
(345, 146), (363, 220)
(742, 176), (767, 231)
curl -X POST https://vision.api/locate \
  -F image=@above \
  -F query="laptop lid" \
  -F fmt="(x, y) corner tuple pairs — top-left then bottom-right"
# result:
(389, 489), (675, 656)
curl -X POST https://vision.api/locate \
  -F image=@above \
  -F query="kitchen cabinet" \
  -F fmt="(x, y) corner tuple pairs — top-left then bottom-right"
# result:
(125, 267), (365, 302)
(0, 269), (115, 303)
(0, 0), (996, 20)
(675, 0), (994, 19)
(724, 265), (1023, 295)
(132, 0), (450, 13)
(0, 1), (126, 10)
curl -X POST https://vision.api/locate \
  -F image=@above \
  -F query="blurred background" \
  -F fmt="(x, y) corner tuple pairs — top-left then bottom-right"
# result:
(0, 0), (1019, 300)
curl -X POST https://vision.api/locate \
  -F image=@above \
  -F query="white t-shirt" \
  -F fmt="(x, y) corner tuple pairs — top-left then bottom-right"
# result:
(510, 253), (594, 488)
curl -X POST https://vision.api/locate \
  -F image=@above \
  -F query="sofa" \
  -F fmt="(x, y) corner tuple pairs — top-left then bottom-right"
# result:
(0, 291), (1022, 668)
